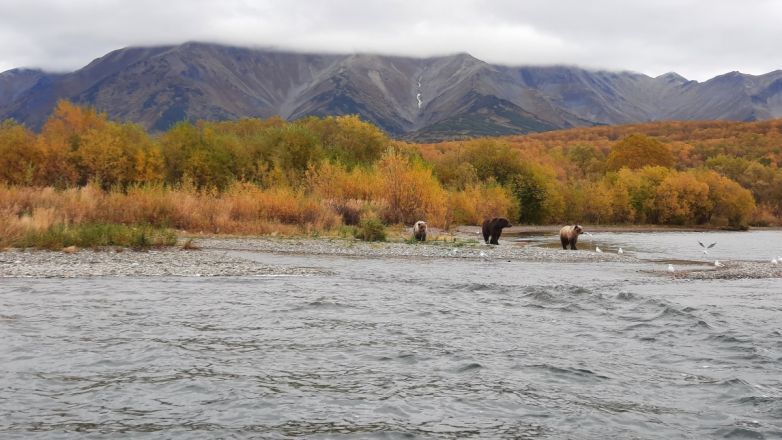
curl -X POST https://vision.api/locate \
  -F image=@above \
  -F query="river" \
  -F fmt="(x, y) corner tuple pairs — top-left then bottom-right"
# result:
(1, 234), (781, 439)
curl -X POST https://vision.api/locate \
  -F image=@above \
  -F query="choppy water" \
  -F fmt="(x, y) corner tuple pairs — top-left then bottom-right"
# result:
(2, 243), (782, 439)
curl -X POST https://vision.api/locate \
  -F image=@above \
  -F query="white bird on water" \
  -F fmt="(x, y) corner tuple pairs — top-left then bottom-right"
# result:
(772, 258), (779, 265)
(668, 264), (676, 279)
(714, 260), (724, 267)
(698, 241), (717, 255)
(618, 248), (624, 255)
(595, 246), (603, 253)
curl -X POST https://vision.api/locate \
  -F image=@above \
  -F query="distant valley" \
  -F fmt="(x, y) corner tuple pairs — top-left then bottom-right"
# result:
(2, 42), (782, 140)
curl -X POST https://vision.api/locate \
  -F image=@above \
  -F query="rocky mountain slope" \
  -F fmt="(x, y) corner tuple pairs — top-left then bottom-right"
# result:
(2, 42), (782, 139)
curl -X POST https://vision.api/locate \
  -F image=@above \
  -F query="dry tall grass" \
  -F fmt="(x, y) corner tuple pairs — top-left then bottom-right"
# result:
(0, 182), (341, 244)
(0, 167), (516, 247)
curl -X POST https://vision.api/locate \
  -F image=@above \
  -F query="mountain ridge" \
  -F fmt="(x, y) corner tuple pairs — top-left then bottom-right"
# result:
(2, 42), (782, 139)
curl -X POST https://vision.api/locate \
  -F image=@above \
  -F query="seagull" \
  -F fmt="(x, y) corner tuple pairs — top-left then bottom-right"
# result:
(595, 246), (603, 253)
(698, 241), (717, 255)
(772, 258), (778, 265)
(618, 248), (624, 255)
(668, 264), (675, 279)
(714, 260), (724, 267)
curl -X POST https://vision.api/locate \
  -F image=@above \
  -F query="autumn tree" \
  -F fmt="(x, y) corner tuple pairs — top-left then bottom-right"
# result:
(302, 115), (388, 168)
(431, 148), (479, 190)
(36, 101), (108, 186)
(509, 163), (563, 224)
(653, 172), (711, 225)
(615, 166), (671, 223)
(460, 138), (525, 184)
(706, 154), (780, 215)
(306, 161), (382, 201)
(567, 144), (606, 178)
(160, 122), (236, 189)
(377, 149), (447, 226)
(606, 134), (674, 171)
(694, 170), (755, 229)
(257, 124), (325, 185)
(74, 122), (164, 187)
(447, 184), (517, 226)
(0, 120), (39, 184)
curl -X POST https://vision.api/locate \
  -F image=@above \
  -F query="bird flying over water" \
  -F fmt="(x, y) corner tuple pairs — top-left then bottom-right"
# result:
(698, 241), (717, 255)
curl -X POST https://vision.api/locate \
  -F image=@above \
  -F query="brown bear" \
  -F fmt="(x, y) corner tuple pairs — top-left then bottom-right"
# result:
(559, 224), (584, 250)
(482, 217), (512, 245)
(413, 220), (427, 241)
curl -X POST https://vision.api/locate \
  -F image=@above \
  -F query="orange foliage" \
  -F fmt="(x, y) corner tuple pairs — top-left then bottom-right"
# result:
(606, 134), (674, 170)
(2, 102), (780, 229)
(0, 120), (38, 184)
(377, 149), (448, 227)
(447, 184), (517, 226)
(307, 161), (383, 201)
(653, 173), (711, 225)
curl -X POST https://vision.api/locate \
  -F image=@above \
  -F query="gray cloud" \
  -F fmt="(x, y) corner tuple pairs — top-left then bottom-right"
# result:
(1, 0), (780, 81)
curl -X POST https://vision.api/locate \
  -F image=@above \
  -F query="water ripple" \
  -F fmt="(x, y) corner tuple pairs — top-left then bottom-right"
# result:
(1, 258), (781, 439)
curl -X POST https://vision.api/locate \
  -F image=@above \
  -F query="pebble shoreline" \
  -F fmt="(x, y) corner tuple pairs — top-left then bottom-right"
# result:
(1, 236), (781, 280)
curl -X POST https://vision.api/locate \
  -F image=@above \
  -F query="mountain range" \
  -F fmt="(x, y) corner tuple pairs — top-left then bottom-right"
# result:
(2, 42), (782, 140)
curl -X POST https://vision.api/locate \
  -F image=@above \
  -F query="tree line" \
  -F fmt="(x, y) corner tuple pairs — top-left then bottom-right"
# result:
(2, 101), (779, 230)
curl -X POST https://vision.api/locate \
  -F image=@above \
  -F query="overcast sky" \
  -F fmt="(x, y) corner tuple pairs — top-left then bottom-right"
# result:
(1, 0), (780, 81)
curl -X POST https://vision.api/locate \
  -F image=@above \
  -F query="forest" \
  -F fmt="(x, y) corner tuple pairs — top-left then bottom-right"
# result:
(1, 101), (781, 246)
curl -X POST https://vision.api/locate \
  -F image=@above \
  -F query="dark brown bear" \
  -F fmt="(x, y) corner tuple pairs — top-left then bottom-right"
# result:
(482, 217), (512, 245)
(559, 224), (584, 250)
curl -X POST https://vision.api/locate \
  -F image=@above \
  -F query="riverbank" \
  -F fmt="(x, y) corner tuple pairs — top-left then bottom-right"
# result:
(2, 235), (781, 280)
(454, 224), (782, 236)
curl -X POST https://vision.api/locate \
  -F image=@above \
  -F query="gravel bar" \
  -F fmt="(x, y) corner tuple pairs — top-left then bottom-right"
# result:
(2, 236), (781, 279)
(0, 246), (328, 278)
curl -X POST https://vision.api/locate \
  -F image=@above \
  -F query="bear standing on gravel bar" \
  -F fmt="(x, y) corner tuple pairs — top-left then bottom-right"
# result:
(413, 221), (427, 241)
(482, 217), (512, 245)
(559, 224), (584, 250)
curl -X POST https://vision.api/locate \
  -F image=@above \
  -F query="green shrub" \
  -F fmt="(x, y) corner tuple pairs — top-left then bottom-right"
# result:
(16, 223), (177, 250)
(353, 218), (386, 242)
